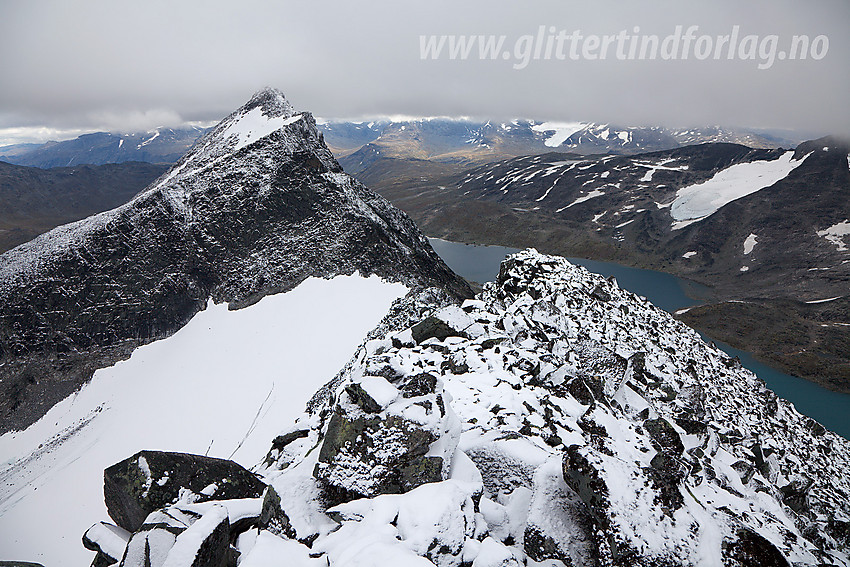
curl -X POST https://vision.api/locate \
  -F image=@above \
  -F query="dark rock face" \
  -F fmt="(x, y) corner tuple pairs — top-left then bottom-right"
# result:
(723, 529), (791, 567)
(0, 88), (471, 433)
(410, 306), (474, 343)
(104, 451), (265, 532)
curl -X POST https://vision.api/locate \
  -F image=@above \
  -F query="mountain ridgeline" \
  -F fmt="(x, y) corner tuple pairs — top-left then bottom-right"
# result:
(0, 88), (471, 433)
(0, 127), (208, 169)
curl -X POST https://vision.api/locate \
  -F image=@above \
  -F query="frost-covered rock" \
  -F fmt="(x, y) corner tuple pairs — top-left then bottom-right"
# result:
(313, 367), (461, 505)
(77, 249), (850, 566)
(104, 451), (265, 532)
(256, 248), (850, 566)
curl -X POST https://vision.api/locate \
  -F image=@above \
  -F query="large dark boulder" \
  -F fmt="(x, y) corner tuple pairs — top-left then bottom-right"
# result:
(104, 451), (265, 532)
(314, 411), (443, 505)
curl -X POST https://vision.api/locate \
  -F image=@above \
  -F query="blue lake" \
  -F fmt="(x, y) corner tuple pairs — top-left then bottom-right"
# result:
(429, 238), (850, 439)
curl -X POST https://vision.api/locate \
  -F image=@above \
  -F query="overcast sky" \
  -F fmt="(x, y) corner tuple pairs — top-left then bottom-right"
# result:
(1, 0), (848, 145)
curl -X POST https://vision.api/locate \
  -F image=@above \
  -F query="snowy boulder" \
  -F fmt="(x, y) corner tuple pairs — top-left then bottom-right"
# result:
(315, 411), (445, 505)
(314, 368), (460, 505)
(411, 305), (475, 343)
(104, 451), (265, 532)
(159, 506), (230, 567)
(470, 537), (520, 567)
(319, 479), (480, 567)
(119, 524), (182, 567)
(522, 458), (595, 566)
(83, 522), (131, 565)
(119, 505), (230, 567)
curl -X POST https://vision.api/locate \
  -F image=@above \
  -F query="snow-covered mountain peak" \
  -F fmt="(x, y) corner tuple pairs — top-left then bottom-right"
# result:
(0, 88), (470, 435)
(241, 87), (297, 118)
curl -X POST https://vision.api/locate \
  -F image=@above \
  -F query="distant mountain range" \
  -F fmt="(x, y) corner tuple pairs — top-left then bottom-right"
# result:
(1, 119), (806, 171)
(0, 126), (209, 168)
(321, 118), (804, 167)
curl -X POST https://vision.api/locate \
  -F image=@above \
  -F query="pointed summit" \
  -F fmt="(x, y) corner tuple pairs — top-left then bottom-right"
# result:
(240, 87), (296, 118)
(0, 89), (471, 433)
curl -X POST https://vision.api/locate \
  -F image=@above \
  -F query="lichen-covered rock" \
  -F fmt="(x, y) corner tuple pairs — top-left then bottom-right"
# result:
(314, 377), (458, 505)
(104, 451), (265, 532)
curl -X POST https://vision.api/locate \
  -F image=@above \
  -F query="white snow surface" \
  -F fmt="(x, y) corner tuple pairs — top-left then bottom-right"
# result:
(670, 151), (808, 228)
(219, 107), (303, 152)
(530, 121), (587, 147)
(0, 274), (407, 567)
(743, 233), (758, 255)
(817, 220), (850, 252)
(558, 189), (605, 211)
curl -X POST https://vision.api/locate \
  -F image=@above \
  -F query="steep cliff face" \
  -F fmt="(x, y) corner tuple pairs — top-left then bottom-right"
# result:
(0, 88), (471, 433)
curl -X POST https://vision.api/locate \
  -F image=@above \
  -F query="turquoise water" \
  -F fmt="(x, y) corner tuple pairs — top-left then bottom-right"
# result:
(429, 238), (850, 439)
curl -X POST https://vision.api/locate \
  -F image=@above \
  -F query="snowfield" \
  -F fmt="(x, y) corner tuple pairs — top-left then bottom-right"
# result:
(0, 274), (407, 567)
(530, 121), (587, 147)
(670, 151), (809, 229)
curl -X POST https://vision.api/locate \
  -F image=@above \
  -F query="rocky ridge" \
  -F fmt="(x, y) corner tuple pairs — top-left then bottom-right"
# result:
(81, 250), (850, 567)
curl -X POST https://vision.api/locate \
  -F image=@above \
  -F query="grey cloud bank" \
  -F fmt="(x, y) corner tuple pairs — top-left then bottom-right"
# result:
(0, 0), (848, 144)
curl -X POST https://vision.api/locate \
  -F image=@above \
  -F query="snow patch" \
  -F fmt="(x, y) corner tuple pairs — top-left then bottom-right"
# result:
(220, 107), (303, 152)
(817, 220), (850, 252)
(670, 151), (808, 226)
(805, 296), (842, 304)
(531, 121), (587, 147)
(743, 233), (758, 255)
(558, 189), (604, 211)
(682, 251), (697, 259)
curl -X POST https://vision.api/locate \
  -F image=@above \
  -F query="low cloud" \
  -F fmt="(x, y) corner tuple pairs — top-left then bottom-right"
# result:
(1, 0), (848, 140)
